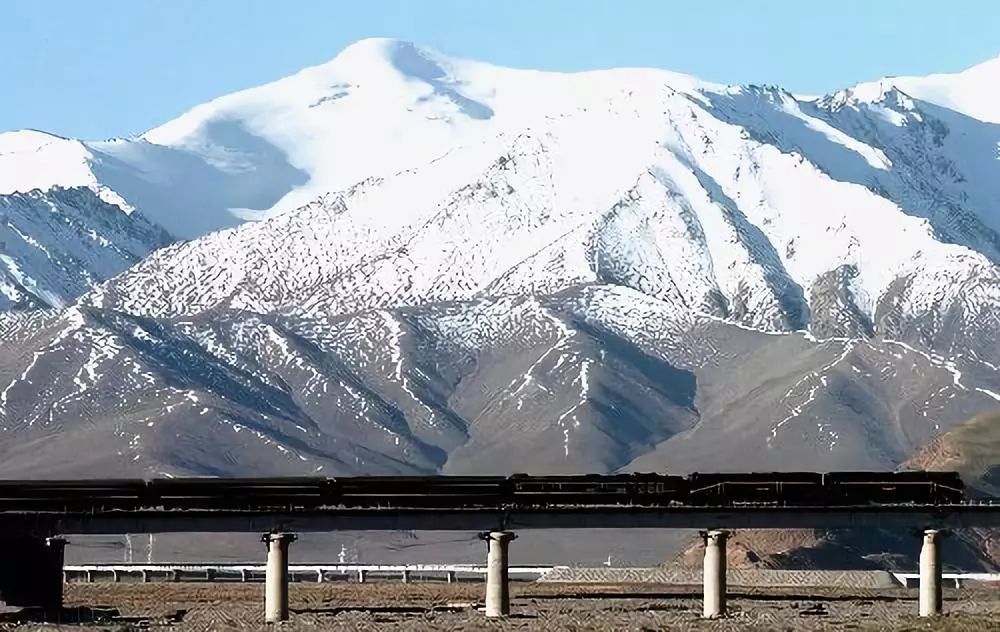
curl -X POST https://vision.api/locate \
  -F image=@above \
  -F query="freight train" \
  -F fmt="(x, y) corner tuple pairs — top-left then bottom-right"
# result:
(0, 472), (965, 513)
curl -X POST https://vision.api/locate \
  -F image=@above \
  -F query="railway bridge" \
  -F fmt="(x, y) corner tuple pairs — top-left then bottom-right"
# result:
(0, 474), (996, 621)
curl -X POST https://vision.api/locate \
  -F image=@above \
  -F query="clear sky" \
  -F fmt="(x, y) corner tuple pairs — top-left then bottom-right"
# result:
(3, 0), (1000, 140)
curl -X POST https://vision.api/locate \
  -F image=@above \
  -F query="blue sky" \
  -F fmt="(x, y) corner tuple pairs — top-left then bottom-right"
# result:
(3, 0), (999, 139)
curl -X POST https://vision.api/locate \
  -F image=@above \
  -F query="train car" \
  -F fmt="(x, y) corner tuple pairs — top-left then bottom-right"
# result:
(146, 477), (328, 511)
(0, 479), (146, 513)
(330, 476), (509, 508)
(822, 471), (965, 505)
(509, 473), (688, 507)
(688, 472), (824, 506)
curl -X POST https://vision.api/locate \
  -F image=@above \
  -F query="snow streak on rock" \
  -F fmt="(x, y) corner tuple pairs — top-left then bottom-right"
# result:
(2, 39), (1000, 476)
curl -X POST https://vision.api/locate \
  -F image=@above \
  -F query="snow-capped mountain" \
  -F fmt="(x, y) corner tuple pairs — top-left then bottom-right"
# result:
(1, 39), (999, 477)
(84, 41), (1000, 356)
(844, 55), (1000, 124)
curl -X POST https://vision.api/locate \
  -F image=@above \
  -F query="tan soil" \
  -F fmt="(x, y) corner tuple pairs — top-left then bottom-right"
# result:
(0, 581), (995, 631)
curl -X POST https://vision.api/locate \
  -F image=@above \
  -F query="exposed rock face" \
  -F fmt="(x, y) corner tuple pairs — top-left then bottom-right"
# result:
(0, 187), (170, 310)
(1, 39), (1000, 487)
(0, 291), (996, 479)
(906, 412), (1000, 498)
(668, 415), (1000, 572)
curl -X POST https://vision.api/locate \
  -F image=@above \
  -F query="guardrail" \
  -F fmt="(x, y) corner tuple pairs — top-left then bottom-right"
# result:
(891, 572), (1000, 588)
(62, 565), (1000, 588)
(63, 563), (560, 584)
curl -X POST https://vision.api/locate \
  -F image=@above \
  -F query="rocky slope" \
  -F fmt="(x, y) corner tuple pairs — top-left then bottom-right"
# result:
(0, 39), (999, 480)
(670, 414), (1000, 572)
(0, 287), (996, 478)
(907, 411), (1000, 497)
(0, 186), (170, 310)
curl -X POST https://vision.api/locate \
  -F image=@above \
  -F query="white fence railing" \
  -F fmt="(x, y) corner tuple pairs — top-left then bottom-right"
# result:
(891, 572), (1000, 588)
(63, 565), (1000, 587)
(63, 563), (560, 583)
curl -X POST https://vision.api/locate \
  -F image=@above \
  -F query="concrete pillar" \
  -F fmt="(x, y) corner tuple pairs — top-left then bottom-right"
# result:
(0, 537), (68, 610)
(702, 530), (728, 619)
(86, 570), (93, 583)
(141, 570), (150, 583)
(263, 532), (297, 623)
(357, 569), (367, 584)
(315, 569), (324, 583)
(446, 570), (456, 584)
(919, 529), (942, 617)
(241, 569), (249, 583)
(483, 531), (516, 617)
(401, 569), (410, 584)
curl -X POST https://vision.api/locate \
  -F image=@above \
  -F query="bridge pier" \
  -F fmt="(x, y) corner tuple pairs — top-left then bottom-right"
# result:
(919, 529), (942, 617)
(702, 530), (728, 619)
(482, 531), (516, 617)
(263, 532), (296, 623)
(0, 536), (65, 611)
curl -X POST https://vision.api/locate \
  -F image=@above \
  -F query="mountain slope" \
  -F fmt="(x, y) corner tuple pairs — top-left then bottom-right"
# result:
(906, 411), (1000, 497)
(1, 40), (1000, 480)
(5, 41), (1000, 325)
(0, 187), (171, 309)
(84, 63), (1000, 368)
(669, 414), (1000, 573)
(0, 287), (997, 478)
(844, 55), (1000, 124)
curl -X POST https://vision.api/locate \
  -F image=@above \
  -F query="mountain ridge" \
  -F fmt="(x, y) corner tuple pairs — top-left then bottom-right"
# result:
(1, 40), (999, 479)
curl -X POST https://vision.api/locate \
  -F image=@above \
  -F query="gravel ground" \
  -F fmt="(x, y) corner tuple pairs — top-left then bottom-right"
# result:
(0, 582), (997, 630)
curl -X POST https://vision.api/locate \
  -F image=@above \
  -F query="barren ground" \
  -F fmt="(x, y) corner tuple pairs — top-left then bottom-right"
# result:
(0, 582), (997, 630)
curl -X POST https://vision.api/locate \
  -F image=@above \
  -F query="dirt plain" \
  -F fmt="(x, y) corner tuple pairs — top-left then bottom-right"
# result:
(0, 582), (997, 631)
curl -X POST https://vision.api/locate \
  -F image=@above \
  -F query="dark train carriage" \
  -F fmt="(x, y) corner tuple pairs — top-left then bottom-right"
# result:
(330, 475), (509, 508)
(509, 473), (687, 507)
(822, 471), (965, 505)
(688, 472), (824, 506)
(0, 479), (146, 512)
(147, 477), (328, 511)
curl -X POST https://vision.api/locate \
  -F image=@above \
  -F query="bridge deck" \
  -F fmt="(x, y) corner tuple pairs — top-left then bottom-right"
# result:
(0, 504), (996, 535)
(0, 476), (995, 535)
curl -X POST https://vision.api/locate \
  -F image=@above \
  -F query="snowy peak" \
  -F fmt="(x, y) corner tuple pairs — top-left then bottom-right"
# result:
(0, 130), (99, 196)
(4, 39), (1000, 340)
(141, 36), (501, 150)
(6, 40), (1000, 480)
(142, 38), (475, 146)
(308, 37), (487, 89)
(832, 54), (1000, 123)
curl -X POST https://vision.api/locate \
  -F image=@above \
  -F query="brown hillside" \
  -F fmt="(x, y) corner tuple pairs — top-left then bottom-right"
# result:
(669, 414), (1000, 571)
